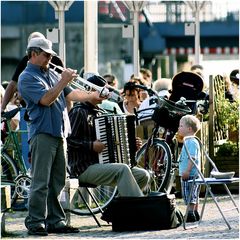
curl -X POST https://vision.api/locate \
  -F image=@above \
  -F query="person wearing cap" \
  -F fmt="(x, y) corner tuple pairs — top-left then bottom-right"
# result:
(67, 74), (150, 199)
(1, 32), (68, 211)
(18, 37), (90, 236)
(1, 31), (65, 112)
(1, 32), (75, 212)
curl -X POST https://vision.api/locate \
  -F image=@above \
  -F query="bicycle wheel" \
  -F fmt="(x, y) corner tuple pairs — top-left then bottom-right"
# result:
(69, 184), (117, 215)
(136, 138), (172, 192)
(1, 151), (19, 204)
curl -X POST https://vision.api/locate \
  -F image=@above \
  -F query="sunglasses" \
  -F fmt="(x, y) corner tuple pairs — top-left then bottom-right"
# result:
(41, 52), (52, 58)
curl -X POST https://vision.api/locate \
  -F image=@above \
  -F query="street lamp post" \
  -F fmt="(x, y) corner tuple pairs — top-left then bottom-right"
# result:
(133, 10), (140, 76)
(186, 1), (206, 64)
(84, 1), (98, 73)
(48, 1), (74, 65)
(123, 1), (147, 75)
(194, 3), (201, 64)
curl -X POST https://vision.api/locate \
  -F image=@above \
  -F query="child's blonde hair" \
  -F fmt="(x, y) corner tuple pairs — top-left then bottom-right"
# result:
(181, 115), (201, 133)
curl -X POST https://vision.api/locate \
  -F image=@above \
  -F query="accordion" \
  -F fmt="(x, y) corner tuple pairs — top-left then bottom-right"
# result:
(94, 114), (136, 167)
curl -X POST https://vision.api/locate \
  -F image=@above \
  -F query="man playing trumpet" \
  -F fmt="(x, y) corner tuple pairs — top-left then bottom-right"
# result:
(18, 37), (89, 236)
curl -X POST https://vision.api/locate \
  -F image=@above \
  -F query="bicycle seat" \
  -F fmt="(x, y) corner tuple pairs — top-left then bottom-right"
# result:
(67, 171), (97, 188)
(1, 107), (21, 121)
(78, 182), (97, 188)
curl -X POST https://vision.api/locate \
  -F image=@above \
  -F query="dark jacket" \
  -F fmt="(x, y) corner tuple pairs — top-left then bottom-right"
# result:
(67, 102), (105, 177)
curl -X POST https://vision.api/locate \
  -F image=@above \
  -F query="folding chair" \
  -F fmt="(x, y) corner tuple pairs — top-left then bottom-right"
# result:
(61, 178), (103, 227)
(77, 182), (104, 227)
(182, 136), (239, 230)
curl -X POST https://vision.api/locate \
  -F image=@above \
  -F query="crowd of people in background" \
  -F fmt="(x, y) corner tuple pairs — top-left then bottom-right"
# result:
(2, 63), (239, 127)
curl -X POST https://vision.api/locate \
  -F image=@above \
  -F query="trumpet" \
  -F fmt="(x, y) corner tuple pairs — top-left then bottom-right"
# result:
(49, 62), (109, 98)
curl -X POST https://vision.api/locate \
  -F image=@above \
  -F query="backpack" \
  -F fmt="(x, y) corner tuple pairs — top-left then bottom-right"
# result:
(101, 192), (183, 231)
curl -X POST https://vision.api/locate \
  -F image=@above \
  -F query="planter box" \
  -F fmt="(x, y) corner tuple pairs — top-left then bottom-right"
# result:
(229, 130), (239, 143)
(213, 156), (239, 193)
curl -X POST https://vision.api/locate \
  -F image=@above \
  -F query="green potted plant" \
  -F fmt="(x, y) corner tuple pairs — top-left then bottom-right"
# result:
(214, 97), (239, 186)
(216, 141), (238, 157)
(216, 97), (239, 143)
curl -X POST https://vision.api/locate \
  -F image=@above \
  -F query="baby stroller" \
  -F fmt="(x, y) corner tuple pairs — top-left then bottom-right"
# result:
(169, 71), (205, 114)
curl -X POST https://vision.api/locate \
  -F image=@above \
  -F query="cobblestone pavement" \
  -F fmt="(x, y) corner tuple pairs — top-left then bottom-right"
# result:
(2, 194), (239, 240)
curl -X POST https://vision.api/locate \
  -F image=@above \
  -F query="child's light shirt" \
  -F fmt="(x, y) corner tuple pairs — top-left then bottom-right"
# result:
(178, 138), (201, 176)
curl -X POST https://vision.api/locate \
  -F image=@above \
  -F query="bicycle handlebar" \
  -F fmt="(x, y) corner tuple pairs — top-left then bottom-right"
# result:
(134, 84), (192, 114)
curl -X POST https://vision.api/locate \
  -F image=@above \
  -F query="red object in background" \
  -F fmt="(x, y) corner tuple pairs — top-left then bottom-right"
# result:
(99, 1), (109, 15)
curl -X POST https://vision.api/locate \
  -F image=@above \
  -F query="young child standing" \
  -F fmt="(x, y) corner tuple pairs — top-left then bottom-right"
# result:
(178, 115), (201, 222)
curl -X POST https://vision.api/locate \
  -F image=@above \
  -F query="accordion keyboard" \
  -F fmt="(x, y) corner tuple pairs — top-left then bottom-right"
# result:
(95, 114), (136, 166)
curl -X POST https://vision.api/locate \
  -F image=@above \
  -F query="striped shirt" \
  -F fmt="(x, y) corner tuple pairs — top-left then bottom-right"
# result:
(67, 102), (106, 177)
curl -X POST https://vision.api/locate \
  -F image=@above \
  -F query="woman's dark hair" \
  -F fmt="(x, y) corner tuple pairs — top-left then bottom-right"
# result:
(122, 82), (141, 99)
(123, 81), (137, 92)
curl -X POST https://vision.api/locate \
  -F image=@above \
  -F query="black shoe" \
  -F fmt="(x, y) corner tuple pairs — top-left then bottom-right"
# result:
(186, 212), (197, 222)
(194, 211), (200, 221)
(101, 212), (112, 223)
(47, 225), (79, 234)
(24, 216), (30, 229)
(28, 225), (48, 236)
(101, 207), (113, 223)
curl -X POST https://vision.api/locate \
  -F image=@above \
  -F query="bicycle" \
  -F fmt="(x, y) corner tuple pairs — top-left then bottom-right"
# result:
(135, 86), (192, 193)
(1, 107), (31, 209)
